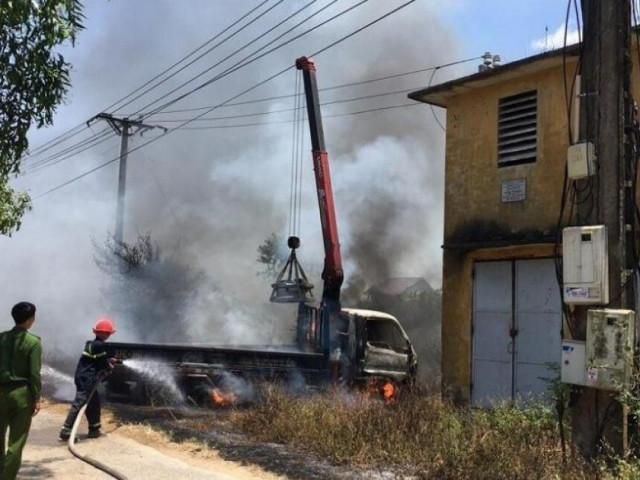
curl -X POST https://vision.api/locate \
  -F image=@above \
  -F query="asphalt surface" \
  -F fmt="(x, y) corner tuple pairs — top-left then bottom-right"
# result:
(17, 406), (280, 479)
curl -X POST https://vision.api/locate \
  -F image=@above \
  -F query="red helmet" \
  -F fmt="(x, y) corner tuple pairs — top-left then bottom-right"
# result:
(93, 317), (116, 334)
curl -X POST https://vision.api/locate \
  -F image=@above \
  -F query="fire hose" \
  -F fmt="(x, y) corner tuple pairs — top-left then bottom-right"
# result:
(67, 370), (129, 480)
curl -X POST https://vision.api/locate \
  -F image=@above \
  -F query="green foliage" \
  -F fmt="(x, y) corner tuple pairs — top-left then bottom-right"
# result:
(0, 0), (84, 234)
(0, 182), (31, 235)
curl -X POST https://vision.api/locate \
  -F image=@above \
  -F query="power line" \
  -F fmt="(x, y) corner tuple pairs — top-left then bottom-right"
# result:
(34, 0), (416, 199)
(24, 129), (115, 174)
(178, 102), (421, 130)
(144, 55), (480, 116)
(22, 1), (273, 164)
(144, 0), (419, 118)
(151, 87), (421, 123)
(28, 53), (474, 173)
(117, 0), (288, 116)
(25, 0), (366, 174)
(25, 123), (88, 160)
(139, 0), (344, 117)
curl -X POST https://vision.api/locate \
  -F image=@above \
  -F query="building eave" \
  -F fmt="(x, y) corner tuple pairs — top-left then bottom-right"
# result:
(408, 44), (582, 108)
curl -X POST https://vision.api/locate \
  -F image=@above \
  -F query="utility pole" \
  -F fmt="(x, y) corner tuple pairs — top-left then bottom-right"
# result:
(87, 113), (165, 248)
(573, 0), (634, 456)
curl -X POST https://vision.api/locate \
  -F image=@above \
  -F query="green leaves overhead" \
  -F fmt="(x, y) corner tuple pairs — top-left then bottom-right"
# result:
(0, 0), (84, 234)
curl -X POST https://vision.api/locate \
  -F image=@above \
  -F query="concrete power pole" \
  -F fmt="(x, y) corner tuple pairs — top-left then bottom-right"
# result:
(572, 0), (634, 456)
(87, 113), (165, 247)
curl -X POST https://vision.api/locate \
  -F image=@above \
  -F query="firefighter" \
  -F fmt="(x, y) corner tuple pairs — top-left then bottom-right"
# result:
(59, 317), (116, 441)
(0, 302), (41, 480)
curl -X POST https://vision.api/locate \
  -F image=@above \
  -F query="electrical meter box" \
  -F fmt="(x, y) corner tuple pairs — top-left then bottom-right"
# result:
(561, 340), (586, 386)
(567, 142), (596, 179)
(562, 226), (608, 304)
(585, 309), (635, 391)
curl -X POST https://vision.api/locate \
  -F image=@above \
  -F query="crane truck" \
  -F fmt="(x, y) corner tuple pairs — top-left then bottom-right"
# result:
(105, 57), (417, 405)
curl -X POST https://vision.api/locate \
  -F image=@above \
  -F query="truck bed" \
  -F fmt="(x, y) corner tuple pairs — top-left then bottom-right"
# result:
(108, 341), (328, 380)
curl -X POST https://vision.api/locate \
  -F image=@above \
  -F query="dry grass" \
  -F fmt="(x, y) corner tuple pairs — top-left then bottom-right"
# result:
(227, 386), (598, 479)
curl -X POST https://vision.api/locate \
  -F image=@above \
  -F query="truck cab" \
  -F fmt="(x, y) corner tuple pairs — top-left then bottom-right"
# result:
(345, 308), (417, 383)
(296, 305), (417, 385)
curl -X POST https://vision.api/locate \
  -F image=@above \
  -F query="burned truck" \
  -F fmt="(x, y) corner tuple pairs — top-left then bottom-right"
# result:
(105, 56), (417, 405)
(106, 306), (416, 405)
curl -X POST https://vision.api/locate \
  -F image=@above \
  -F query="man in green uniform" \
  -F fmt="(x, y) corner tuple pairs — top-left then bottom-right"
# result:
(0, 302), (41, 480)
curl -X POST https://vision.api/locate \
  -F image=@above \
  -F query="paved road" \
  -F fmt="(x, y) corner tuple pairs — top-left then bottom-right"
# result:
(18, 405), (281, 480)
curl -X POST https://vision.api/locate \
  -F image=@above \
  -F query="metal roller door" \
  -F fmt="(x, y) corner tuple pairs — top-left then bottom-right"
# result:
(471, 258), (562, 407)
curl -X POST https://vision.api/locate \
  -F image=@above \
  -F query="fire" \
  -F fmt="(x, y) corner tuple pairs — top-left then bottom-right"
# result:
(362, 379), (396, 404)
(210, 388), (237, 407)
(382, 381), (396, 404)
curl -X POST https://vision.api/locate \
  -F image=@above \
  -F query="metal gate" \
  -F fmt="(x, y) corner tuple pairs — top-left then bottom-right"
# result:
(471, 259), (562, 407)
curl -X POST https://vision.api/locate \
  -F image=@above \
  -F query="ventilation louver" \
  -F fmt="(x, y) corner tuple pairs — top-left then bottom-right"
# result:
(498, 90), (537, 166)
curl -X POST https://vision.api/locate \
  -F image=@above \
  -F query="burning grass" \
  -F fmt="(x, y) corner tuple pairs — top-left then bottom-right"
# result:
(226, 386), (600, 479)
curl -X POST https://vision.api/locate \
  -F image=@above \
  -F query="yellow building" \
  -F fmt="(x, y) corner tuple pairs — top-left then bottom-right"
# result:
(408, 45), (600, 405)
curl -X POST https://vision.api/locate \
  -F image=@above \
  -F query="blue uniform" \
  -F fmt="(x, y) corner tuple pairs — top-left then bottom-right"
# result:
(60, 338), (111, 437)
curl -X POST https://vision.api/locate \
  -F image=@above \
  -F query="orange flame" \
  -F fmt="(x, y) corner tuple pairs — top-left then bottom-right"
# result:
(382, 382), (396, 404)
(362, 379), (396, 405)
(210, 388), (237, 407)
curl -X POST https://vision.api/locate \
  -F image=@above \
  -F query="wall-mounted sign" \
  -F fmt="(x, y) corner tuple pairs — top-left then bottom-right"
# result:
(501, 178), (526, 203)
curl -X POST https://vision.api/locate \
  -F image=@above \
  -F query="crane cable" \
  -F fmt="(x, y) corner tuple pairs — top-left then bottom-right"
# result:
(67, 373), (129, 480)
(289, 69), (305, 238)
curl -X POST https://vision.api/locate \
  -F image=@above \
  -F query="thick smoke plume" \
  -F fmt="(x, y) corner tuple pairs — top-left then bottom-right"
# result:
(0, 1), (469, 373)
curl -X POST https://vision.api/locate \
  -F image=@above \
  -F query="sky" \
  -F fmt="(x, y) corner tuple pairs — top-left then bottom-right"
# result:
(0, 0), (584, 354)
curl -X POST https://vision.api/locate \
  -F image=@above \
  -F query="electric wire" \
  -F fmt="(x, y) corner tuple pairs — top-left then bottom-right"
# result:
(176, 102), (421, 130)
(553, 0), (584, 338)
(29, 56), (476, 173)
(160, 0), (413, 120)
(427, 68), (445, 132)
(24, 129), (116, 175)
(141, 0), (359, 118)
(136, 0), (330, 116)
(149, 87), (422, 123)
(128, 0), (293, 116)
(145, 56), (480, 116)
(22, 1), (273, 167)
(34, 0), (416, 199)
(27, 0), (347, 173)
(106, 0), (273, 114)
(23, 0), (339, 175)
(24, 123), (89, 163)
(26, 128), (112, 167)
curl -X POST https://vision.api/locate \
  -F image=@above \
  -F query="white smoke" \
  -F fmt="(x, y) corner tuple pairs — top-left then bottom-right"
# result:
(0, 1), (468, 358)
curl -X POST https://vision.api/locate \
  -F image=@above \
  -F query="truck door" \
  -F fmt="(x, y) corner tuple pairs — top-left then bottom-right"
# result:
(362, 318), (411, 379)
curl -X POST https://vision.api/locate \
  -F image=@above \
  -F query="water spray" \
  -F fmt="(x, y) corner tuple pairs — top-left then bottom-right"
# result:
(120, 359), (185, 404)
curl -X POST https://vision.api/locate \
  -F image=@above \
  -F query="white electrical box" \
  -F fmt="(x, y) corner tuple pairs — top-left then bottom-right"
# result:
(562, 225), (608, 304)
(567, 142), (596, 179)
(585, 309), (635, 391)
(561, 340), (586, 386)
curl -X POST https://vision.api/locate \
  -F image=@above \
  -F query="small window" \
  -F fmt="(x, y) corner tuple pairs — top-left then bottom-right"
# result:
(498, 90), (537, 167)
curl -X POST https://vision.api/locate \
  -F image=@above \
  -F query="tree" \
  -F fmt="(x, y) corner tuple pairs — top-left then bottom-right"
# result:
(94, 233), (206, 343)
(0, 0), (84, 234)
(256, 233), (288, 278)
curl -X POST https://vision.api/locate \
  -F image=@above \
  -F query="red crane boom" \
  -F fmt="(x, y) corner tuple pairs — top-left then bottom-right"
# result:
(296, 56), (344, 304)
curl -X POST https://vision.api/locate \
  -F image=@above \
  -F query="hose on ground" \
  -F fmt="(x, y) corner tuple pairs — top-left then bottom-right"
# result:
(67, 374), (129, 480)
